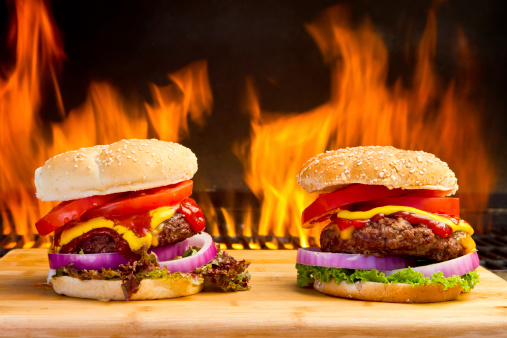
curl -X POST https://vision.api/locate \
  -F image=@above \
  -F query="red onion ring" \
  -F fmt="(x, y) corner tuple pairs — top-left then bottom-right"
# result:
(383, 251), (480, 278)
(297, 248), (413, 270)
(158, 232), (216, 273)
(48, 232), (216, 272)
(48, 251), (128, 271)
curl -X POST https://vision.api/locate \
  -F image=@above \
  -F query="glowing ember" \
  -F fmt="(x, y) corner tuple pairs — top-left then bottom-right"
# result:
(235, 5), (496, 246)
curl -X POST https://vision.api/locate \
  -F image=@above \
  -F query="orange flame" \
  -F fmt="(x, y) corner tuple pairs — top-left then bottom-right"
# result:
(0, 1), (212, 239)
(236, 5), (496, 245)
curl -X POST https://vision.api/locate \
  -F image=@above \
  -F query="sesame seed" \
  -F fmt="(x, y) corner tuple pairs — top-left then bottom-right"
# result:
(146, 162), (150, 166)
(133, 158), (138, 162)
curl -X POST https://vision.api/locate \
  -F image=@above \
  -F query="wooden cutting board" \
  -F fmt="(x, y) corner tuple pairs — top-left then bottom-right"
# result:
(1, 249), (506, 337)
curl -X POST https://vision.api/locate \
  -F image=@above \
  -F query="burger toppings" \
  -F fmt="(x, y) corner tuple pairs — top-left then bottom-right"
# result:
(295, 146), (480, 302)
(43, 181), (206, 258)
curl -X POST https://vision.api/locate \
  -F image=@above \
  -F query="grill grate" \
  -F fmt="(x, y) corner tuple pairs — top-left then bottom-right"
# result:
(474, 230), (507, 270)
(1, 231), (506, 264)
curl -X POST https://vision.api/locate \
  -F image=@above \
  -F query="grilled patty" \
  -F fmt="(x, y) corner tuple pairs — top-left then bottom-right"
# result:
(320, 216), (467, 261)
(59, 212), (197, 256)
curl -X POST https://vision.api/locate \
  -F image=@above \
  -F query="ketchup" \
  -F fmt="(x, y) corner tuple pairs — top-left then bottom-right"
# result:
(334, 211), (454, 238)
(177, 198), (206, 232)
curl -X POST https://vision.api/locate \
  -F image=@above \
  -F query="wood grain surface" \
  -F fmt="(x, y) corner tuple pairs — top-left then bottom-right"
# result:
(1, 249), (506, 337)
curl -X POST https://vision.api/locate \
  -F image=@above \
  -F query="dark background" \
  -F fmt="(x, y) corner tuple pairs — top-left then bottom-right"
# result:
(1, 0), (506, 196)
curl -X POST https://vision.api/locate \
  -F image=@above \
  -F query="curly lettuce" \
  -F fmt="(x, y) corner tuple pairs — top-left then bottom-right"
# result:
(296, 263), (479, 293)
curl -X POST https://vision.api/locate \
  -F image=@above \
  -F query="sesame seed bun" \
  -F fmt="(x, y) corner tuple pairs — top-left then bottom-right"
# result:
(35, 139), (198, 201)
(313, 278), (463, 303)
(297, 146), (457, 195)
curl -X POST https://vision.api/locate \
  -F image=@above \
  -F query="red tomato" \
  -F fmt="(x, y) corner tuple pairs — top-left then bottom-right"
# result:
(350, 197), (460, 216)
(301, 184), (454, 228)
(301, 185), (408, 228)
(83, 180), (193, 219)
(35, 193), (120, 236)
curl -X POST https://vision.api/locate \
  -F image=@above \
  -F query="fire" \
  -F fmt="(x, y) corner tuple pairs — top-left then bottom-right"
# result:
(0, 1), (212, 241)
(236, 5), (496, 246)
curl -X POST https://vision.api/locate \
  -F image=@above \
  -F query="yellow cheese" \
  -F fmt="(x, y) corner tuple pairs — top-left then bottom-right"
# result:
(339, 226), (355, 240)
(460, 235), (477, 254)
(56, 206), (177, 253)
(336, 206), (474, 236)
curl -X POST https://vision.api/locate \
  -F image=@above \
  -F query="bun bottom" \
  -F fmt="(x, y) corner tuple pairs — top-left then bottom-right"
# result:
(50, 275), (204, 301)
(313, 278), (463, 303)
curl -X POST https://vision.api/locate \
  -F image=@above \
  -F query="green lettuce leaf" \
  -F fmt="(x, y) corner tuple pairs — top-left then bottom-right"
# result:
(296, 263), (479, 292)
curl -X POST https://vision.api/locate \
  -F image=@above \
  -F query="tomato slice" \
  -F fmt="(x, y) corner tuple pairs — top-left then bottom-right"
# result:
(82, 180), (193, 219)
(350, 197), (460, 216)
(35, 193), (121, 236)
(302, 185), (409, 228)
(301, 184), (454, 229)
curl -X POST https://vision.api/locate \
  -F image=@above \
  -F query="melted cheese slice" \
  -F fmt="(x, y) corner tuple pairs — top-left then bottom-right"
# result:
(55, 206), (177, 253)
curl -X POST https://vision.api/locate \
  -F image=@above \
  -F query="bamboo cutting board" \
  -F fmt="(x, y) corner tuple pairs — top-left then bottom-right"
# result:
(0, 249), (506, 337)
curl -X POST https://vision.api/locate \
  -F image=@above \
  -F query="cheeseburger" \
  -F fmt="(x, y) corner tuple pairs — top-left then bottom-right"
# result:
(35, 139), (250, 301)
(296, 146), (479, 303)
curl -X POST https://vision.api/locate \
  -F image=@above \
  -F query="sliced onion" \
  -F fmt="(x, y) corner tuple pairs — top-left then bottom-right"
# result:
(158, 232), (217, 273)
(383, 251), (480, 278)
(48, 252), (129, 271)
(297, 247), (413, 270)
(48, 232), (216, 272)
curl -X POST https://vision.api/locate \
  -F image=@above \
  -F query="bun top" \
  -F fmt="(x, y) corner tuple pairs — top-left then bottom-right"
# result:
(35, 139), (198, 201)
(297, 146), (458, 195)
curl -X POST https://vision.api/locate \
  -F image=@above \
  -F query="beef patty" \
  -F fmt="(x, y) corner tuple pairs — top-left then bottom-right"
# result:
(60, 212), (197, 255)
(320, 216), (467, 261)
